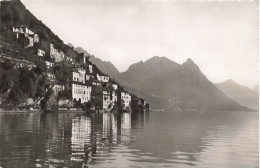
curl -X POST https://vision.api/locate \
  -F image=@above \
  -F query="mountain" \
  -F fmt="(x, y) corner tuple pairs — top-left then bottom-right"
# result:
(89, 56), (120, 79)
(0, 0), (145, 110)
(2, 0), (250, 112)
(216, 80), (259, 110)
(74, 47), (120, 79)
(252, 85), (259, 93)
(117, 57), (251, 111)
(74, 47), (90, 56)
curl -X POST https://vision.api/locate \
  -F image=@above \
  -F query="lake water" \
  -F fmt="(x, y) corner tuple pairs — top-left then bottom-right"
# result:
(0, 111), (258, 168)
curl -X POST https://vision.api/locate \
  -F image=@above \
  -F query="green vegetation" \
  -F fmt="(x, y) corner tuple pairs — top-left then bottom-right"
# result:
(0, 60), (47, 107)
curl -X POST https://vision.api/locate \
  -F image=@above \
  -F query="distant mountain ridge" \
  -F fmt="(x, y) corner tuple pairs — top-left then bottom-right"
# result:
(71, 47), (253, 111)
(216, 79), (259, 110)
(89, 55), (251, 111)
(252, 85), (258, 93)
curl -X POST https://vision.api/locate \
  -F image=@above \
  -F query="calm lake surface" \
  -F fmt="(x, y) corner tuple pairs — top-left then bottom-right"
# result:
(0, 111), (258, 168)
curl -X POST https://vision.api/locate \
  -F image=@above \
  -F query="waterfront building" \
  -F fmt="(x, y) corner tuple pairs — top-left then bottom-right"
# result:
(71, 83), (92, 103)
(91, 86), (112, 110)
(121, 91), (131, 109)
(111, 90), (117, 106)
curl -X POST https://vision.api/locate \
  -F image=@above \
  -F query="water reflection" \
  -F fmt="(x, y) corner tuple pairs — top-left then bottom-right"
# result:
(120, 113), (131, 143)
(68, 112), (132, 166)
(71, 116), (91, 163)
(0, 111), (258, 168)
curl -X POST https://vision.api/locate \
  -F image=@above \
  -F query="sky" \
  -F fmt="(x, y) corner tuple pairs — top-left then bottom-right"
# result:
(22, 0), (259, 88)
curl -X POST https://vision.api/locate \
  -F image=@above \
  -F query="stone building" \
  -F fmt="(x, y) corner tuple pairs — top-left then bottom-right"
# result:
(50, 43), (65, 62)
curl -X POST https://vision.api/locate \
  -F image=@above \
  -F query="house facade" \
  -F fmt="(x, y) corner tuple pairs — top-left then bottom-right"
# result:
(100, 75), (109, 83)
(72, 68), (86, 84)
(53, 85), (65, 94)
(12, 26), (39, 48)
(91, 86), (112, 110)
(72, 83), (92, 103)
(102, 90), (111, 109)
(111, 91), (117, 106)
(121, 91), (131, 109)
(50, 43), (65, 62)
(89, 65), (93, 73)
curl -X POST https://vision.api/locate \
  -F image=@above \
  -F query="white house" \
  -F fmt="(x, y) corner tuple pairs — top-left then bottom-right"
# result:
(53, 85), (65, 94)
(72, 68), (86, 84)
(121, 91), (131, 109)
(111, 91), (117, 106)
(12, 26), (39, 47)
(100, 75), (109, 83)
(112, 84), (118, 90)
(37, 49), (45, 57)
(102, 90), (111, 109)
(92, 81), (101, 86)
(45, 61), (54, 68)
(72, 83), (92, 103)
(89, 65), (93, 73)
(50, 43), (65, 62)
(34, 34), (39, 43)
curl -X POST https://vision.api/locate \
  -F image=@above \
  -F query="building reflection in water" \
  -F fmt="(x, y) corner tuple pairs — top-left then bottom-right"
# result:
(111, 113), (118, 142)
(102, 113), (111, 139)
(102, 113), (119, 142)
(0, 111), (150, 168)
(70, 112), (134, 164)
(120, 113), (131, 143)
(71, 115), (91, 163)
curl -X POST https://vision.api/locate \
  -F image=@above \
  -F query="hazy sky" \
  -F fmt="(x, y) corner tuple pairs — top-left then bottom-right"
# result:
(22, 0), (258, 88)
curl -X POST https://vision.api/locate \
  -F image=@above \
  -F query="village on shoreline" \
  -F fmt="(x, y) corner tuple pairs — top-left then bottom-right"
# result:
(0, 24), (149, 113)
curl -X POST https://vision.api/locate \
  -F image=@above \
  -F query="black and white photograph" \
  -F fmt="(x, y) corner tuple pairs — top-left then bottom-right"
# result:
(0, 0), (258, 167)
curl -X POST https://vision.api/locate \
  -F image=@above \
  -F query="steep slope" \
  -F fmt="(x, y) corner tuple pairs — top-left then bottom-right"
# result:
(74, 47), (90, 56)
(74, 47), (120, 79)
(119, 57), (251, 111)
(216, 80), (259, 110)
(0, 0), (143, 109)
(252, 85), (259, 93)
